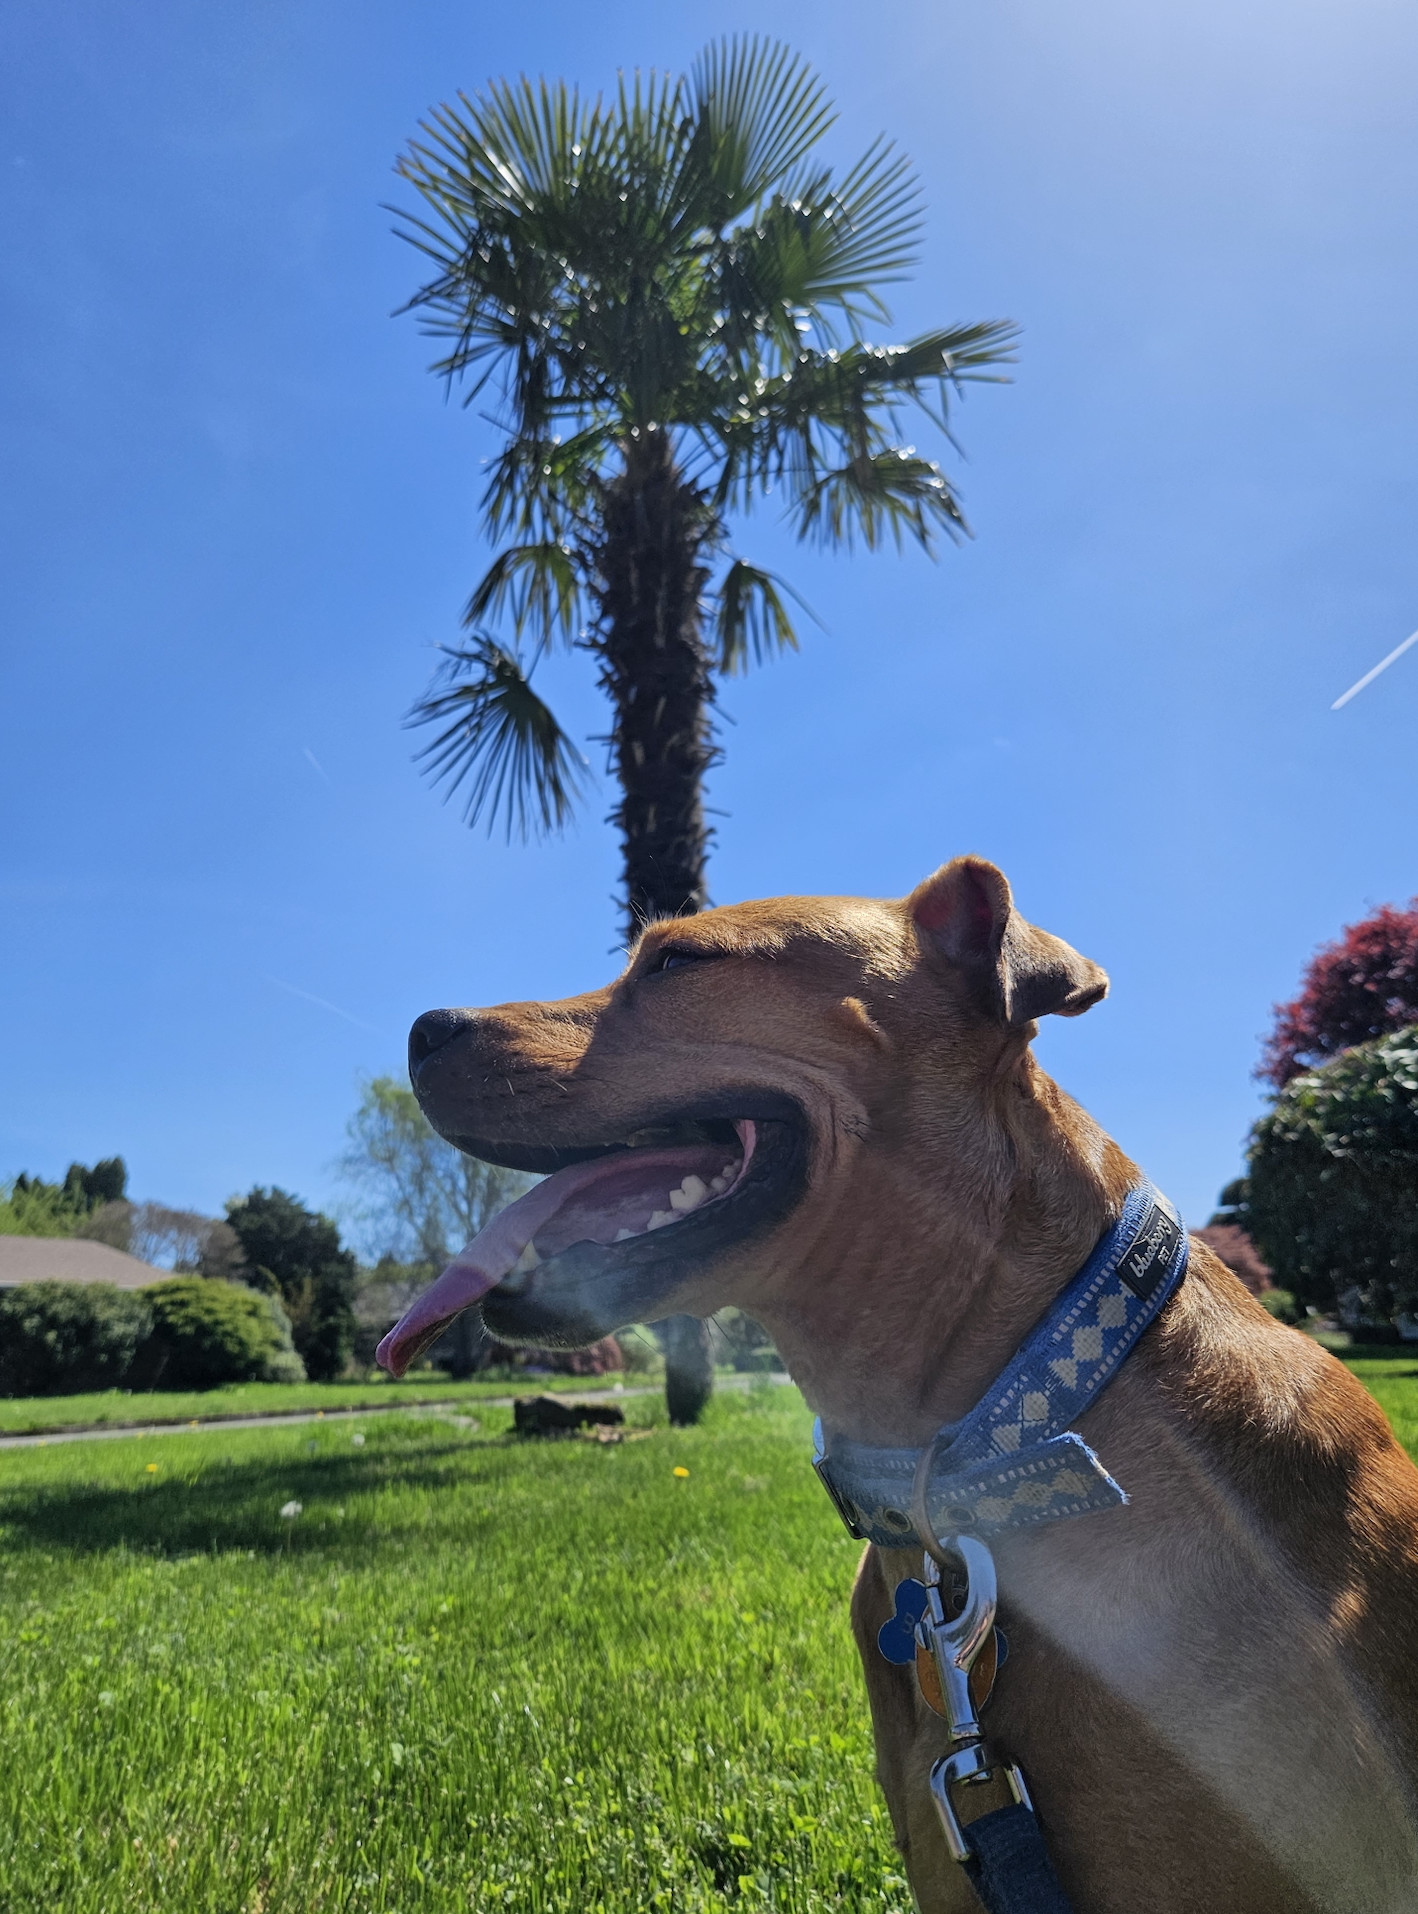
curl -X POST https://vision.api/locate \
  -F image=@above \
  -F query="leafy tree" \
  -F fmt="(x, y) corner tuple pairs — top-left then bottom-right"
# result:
(224, 1188), (358, 1381)
(339, 1077), (534, 1376)
(338, 1075), (532, 1269)
(0, 1157), (128, 1238)
(394, 38), (1013, 1420)
(122, 1203), (243, 1277)
(75, 1201), (136, 1253)
(74, 1158), (128, 1208)
(1245, 1026), (1418, 1316)
(1260, 898), (1418, 1087)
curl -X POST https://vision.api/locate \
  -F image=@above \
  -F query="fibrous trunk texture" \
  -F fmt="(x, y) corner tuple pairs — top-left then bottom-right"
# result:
(596, 428), (716, 942)
(596, 428), (717, 1424)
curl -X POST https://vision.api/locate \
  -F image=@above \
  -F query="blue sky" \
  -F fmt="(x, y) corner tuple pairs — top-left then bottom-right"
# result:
(2, 0), (1414, 1241)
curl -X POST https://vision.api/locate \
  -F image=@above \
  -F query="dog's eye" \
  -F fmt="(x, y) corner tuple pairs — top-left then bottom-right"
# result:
(652, 946), (714, 974)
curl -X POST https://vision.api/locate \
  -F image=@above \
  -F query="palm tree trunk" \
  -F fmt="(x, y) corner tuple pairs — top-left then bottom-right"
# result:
(596, 427), (716, 942)
(595, 426), (717, 1425)
(657, 1315), (714, 1426)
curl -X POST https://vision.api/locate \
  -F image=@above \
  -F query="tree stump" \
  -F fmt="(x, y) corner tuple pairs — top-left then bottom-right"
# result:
(513, 1395), (626, 1437)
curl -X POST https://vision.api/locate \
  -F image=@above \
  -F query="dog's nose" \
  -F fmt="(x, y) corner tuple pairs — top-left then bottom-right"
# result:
(408, 1007), (476, 1073)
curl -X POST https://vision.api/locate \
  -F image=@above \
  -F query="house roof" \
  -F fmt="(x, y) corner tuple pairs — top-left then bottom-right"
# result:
(0, 1235), (164, 1290)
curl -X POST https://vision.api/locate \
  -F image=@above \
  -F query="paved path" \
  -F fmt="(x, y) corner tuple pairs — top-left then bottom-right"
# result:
(0, 1373), (792, 1451)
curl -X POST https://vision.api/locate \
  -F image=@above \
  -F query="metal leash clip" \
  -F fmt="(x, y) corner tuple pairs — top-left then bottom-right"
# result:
(919, 1538), (996, 1744)
(915, 1534), (1035, 1864)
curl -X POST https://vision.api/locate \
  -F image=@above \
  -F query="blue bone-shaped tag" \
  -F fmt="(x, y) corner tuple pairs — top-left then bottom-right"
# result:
(877, 1577), (1011, 1676)
(877, 1577), (928, 1665)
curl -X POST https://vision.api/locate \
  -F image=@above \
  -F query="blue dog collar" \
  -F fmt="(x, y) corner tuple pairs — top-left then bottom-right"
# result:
(812, 1183), (1188, 1547)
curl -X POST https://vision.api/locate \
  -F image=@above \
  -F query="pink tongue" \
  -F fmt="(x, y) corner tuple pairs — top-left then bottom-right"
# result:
(375, 1167), (590, 1379)
(374, 1129), (754, 1380)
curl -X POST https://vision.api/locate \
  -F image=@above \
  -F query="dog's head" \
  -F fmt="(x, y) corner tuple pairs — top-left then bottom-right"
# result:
(377, 856), (1107, 1374)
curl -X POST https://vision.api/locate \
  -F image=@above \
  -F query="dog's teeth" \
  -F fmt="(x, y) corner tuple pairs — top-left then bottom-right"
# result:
(647, 1209), (675, 1230)
(612, 1227), (635, 1243)
(669, 1174), (708, 1213)
(512, 1242), (541, 1274)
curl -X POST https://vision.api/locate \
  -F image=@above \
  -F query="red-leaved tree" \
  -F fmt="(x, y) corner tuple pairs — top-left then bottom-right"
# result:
(1260, 899), (1418, 1088)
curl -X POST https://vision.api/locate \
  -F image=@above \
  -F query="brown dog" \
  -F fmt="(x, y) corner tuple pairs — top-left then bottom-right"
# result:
(383, 857), (1418, 1913)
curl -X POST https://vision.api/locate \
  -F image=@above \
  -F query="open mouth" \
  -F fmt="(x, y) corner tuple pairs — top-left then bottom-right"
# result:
(376, 1106), (805, 1377)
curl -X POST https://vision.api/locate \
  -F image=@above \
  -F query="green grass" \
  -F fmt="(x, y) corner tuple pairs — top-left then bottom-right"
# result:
(7, 1362), (1415, 1913)
(0, 1385), (904, 1913)
(1337, 1354), (1418, 1458)
(0, 1371), (634, 1438)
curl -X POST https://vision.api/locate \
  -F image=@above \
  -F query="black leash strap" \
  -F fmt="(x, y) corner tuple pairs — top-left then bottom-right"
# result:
(962, 1801), (1074, 1914)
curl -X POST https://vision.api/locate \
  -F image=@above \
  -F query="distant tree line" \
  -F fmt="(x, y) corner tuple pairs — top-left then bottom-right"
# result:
(1, 1156), (359, 1388)
(0, 1157), (127, 1237)
(2, 1086), (780, 1399)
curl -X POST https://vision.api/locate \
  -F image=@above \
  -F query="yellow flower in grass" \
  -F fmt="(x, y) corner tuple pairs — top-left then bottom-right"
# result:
(673, 1466), (690, 1479)
(145, 1463), (158, 1474)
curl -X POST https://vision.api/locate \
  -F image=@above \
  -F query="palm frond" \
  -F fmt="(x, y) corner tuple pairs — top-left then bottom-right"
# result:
(464, 542), (586, 647)
(690, 37), (835, 214)
(407, 638), (587, 840)
(712, 560), (817, 673)
(709, 321), (1018, 511)
(780, 325), (1017, 422)
(735, 141), (922, 328)
(391, 43), (1019, 833)
(482, 425), (609, 540)
(796, 448), (968, 552)
(868, 321), (1021, 395)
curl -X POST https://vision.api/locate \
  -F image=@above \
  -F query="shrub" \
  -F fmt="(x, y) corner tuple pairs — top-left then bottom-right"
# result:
(1259, 1288), (1303, 1326)
(136, 1279), (307, 1390)
(1246, 1026), (1418, 1315)
(0, 1283), (152, 1396)
(616, 1327), (664, 1375)
(712, 1307), (780, 1372)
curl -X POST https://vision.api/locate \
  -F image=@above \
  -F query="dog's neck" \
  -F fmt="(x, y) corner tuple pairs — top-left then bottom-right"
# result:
(748, 1054), (1139, 1448)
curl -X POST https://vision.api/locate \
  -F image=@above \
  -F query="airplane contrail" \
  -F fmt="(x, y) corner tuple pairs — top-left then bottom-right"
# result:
(1331, 629), (1418, 710)
(263, 975), (379, 1034)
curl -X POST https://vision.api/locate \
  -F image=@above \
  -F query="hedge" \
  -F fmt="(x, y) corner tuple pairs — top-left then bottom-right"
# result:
(0, 1283), (152, 1396)
(0, 1279), (306, 1397)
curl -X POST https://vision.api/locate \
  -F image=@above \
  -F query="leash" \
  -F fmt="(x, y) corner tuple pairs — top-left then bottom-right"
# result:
(812, 1183), (1189, 1914)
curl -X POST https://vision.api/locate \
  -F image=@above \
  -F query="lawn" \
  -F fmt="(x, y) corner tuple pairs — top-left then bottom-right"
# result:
(2, 1359), (1414, 1913)
(1339, 1353), (1418, 1458)
(0, 1384), (903, 1913)
(0, 1370), (635, 1439)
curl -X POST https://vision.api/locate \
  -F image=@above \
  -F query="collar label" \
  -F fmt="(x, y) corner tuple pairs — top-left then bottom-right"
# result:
(1117, 1202), (1182, 1302)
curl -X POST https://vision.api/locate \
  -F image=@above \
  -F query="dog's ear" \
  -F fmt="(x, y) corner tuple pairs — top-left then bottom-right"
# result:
(908, 856), (1109, 1026)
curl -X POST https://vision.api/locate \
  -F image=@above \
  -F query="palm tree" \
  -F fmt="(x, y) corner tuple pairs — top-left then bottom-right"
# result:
(395, 36), (1016, 1419)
